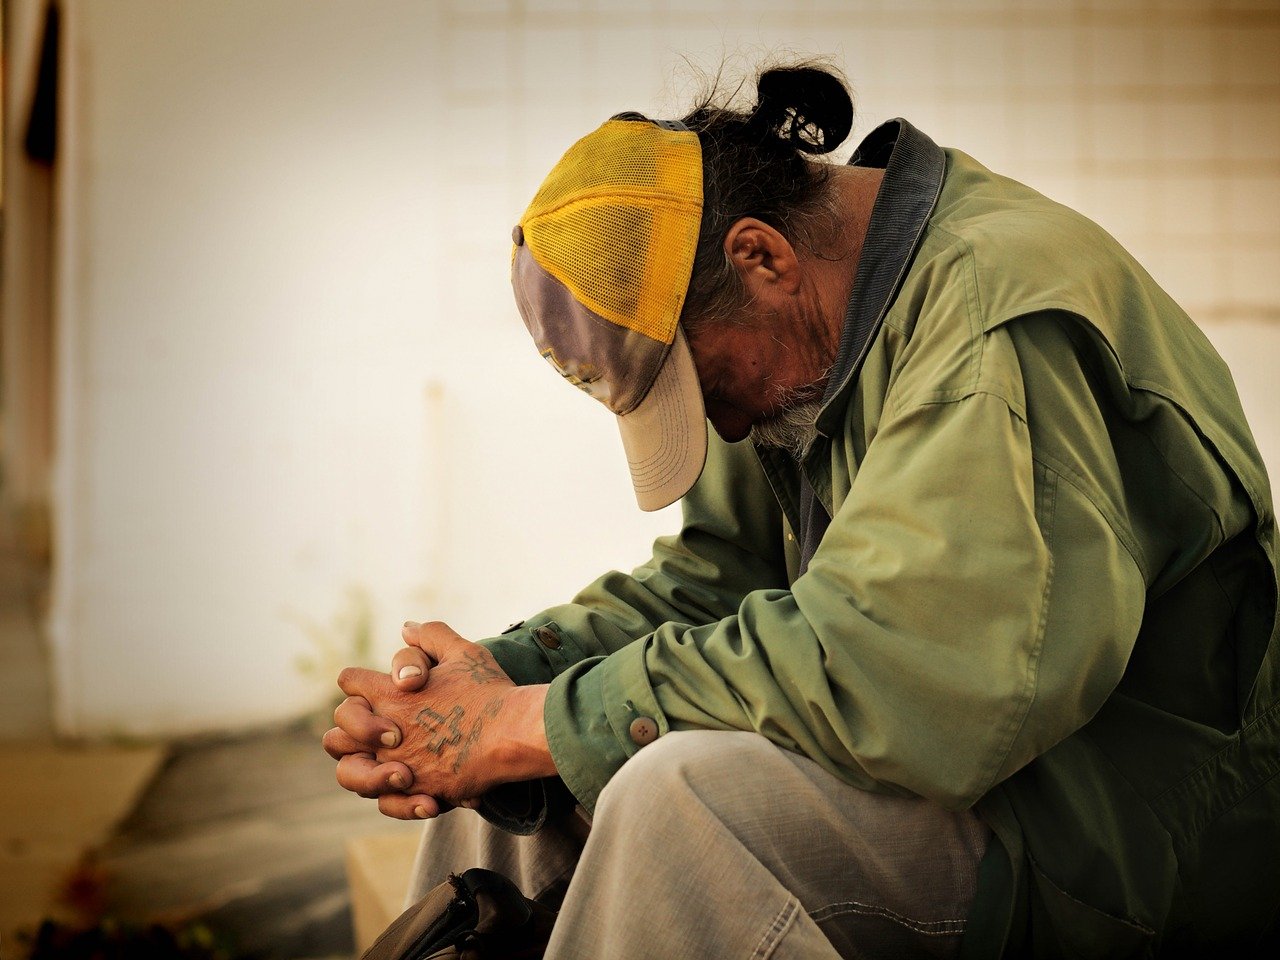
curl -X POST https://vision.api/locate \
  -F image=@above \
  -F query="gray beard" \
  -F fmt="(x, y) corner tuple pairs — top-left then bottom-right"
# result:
(749, 399), (823, 461)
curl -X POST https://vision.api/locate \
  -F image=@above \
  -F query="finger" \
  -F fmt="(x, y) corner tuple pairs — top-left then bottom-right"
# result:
(378, 793), (449, 820)
(323, 726), (377, 761)
(391, 647), (430, 692)
(333, 695), (403, 749)
(336, 666), (390, 702)
(336, 754), (415, 798)
(402, 620), (470, 662)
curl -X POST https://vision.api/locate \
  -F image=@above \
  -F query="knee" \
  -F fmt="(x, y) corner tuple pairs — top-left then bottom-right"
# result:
(595, 729), (779, 821)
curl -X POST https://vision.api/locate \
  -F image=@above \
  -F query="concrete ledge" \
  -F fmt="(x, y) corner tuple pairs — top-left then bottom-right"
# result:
(345, 832), (421, 953)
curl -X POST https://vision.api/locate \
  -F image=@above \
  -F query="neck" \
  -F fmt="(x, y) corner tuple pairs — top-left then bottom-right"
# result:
(781, 165), (884, 394)
(748, 167), (884, 458)
(810, 164), (885, 352)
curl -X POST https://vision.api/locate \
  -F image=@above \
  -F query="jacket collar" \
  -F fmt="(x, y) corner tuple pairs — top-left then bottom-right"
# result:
(814, 118), (947, 437)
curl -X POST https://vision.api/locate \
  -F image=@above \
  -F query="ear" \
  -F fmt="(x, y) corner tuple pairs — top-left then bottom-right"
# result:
(723, 218), (802, 302)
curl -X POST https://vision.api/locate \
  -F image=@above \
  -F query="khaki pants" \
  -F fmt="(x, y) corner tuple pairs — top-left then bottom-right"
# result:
(405, 731), (990, 959)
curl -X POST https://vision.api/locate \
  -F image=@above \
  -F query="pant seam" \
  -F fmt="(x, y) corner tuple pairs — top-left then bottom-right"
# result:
(810, 899), (968, 936)
(750, 897), (800, 960)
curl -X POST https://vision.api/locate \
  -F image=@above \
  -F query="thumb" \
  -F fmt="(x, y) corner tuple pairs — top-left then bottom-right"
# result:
(401, 620), (470, 662)
(391, 646), (430, 691)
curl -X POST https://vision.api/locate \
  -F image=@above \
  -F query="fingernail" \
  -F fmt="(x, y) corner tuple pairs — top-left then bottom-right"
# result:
(414, 805), (432, 819)
(389, 772), (407, 789)
(397, 665), (422, 680)
(381, 730), (399, 748)
(403, 620), (420, 629)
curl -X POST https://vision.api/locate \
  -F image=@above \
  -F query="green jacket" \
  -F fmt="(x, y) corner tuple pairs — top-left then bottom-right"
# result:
(481, 120), (1280, 956)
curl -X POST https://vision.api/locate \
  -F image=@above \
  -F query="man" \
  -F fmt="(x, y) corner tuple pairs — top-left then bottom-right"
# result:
(326, 65), (1280, 957)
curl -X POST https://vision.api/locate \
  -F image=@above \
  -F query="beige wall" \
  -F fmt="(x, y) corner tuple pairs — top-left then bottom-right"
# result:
(45, 0), (684, 736)
(37, 0), (1280, 735)
(442, 0), (1280, 488)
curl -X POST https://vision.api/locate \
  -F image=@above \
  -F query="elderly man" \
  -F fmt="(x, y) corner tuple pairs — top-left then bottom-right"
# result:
(325, 65), (1280, 958)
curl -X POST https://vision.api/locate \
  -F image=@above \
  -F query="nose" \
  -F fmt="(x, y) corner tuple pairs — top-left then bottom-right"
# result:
(703, 396), (754, 443)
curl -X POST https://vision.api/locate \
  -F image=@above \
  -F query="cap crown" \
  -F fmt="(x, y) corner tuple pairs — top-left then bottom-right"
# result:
(517, 119), (703, 348)
(510, 117), (710, 511)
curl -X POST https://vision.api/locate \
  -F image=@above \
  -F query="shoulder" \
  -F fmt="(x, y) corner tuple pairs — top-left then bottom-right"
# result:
(921, 150), (1149, 330)
(880, 151), (1159, 415)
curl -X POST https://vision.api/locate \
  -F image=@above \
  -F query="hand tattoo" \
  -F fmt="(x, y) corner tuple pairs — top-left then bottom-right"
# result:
(415, 698), (504, 773)
(415, 704), (465, 755)
(459, 651), (506, 684)
(453, 699), (503, 773)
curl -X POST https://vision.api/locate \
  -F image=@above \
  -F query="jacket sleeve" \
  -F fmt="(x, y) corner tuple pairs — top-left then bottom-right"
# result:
(542, 354), (1149, 812)
(479, 429), (790, 686)
(471, 430), (789, 834)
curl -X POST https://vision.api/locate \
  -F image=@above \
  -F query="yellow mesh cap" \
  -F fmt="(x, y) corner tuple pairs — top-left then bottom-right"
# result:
(517, 119), (702, 345)
(510, 116), (708, 510)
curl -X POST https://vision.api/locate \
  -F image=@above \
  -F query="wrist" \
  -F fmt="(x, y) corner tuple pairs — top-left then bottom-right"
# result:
(497, 683), (556, 780)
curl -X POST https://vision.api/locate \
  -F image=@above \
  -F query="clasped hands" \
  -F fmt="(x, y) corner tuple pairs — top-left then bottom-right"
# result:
(323, 620), (554, 819)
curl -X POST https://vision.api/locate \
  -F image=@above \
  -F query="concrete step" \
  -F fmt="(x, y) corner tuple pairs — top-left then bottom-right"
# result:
(99, 722), (421, 959)
(0, 742), (165, 944)
(344, 832), (420, 954)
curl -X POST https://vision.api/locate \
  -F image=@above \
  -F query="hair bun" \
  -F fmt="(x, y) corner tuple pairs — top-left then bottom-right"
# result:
(750, 66), (854, 155)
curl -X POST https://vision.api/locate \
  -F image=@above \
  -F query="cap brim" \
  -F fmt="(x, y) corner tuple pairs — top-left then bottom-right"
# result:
(617, 326), (707, 511)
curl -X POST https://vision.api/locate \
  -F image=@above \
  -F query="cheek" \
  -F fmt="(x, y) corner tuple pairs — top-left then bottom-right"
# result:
(741, 358), (782, 415)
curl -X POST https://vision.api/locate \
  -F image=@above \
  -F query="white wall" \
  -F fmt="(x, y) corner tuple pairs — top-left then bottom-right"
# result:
(47, 0), (681, 736)
(44, 0), (1280, 736)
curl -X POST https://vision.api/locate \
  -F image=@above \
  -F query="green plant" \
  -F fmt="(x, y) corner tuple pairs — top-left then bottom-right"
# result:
(289, 584), (379, 713)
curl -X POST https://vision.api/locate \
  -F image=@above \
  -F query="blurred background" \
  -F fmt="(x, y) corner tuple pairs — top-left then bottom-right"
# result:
(1, 0), (1277, 957)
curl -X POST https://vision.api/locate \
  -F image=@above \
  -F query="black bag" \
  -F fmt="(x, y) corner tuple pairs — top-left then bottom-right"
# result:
(361, 867), (556, 960)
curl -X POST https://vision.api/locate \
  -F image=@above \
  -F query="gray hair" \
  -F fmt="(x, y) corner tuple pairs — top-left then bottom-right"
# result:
(676, 63), (856, 335)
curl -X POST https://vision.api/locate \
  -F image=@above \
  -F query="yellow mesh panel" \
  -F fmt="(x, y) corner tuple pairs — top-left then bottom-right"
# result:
(519, 120), (702, 345)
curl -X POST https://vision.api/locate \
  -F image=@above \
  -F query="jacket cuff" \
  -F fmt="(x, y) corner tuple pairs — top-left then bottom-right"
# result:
(475, 776), (578, 835)
(543, 639), (667, 813)
(474, 619), (587, 833)
(481, 619), (583, 686)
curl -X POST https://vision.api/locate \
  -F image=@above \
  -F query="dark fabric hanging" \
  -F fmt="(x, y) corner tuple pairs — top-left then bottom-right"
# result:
(24, 3), (60, 166)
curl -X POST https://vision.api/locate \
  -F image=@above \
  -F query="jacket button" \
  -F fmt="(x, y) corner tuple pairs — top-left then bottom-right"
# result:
(628, 716), (658, 746)
(534, 626), (561, 650)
